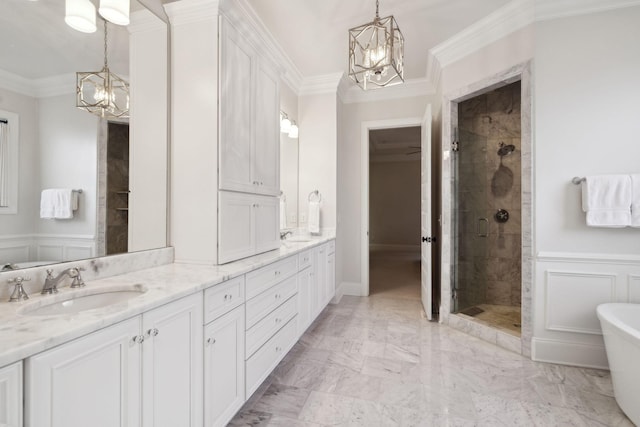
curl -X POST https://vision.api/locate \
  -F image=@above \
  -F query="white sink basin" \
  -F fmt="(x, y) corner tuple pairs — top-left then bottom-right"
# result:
(18, 284), (147, 316)
(286, 237), (312, 243)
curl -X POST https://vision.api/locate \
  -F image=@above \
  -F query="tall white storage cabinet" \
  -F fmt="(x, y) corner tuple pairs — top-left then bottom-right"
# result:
(218, 15), (281, 264)
(0, 361), (22, 427)
(25, 294), (203, 427)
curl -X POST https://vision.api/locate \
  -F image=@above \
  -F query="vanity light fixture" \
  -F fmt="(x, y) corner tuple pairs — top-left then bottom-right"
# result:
(348, 0), (404, 90)
(76, 20), (130, 119)
(65, 0), (97, 33)
(99, 0), (130, 26)
(288, 121), (299, 139)
(280, 111), (292, 134)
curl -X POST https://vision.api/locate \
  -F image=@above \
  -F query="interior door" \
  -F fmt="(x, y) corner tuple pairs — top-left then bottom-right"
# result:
(421, 105), (433, 320)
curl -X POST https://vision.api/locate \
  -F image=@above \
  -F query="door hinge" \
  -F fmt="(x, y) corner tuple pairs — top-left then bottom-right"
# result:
(421, 236), (437, 243)
(451, 140), (459, 152)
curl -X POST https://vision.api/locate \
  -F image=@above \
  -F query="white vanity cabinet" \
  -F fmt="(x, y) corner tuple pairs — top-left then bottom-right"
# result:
(25, 293), (204, 427)
(326, 241), (336, 306)
(297, 249), (314, 336)
(218, 191), (279, 264)
(203, 277), (246, 427)
(218, 16), (279, 197)
(0, 361), (22, 427)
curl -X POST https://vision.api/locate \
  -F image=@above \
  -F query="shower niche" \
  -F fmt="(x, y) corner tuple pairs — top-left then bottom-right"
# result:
(453, 81), (522, 336)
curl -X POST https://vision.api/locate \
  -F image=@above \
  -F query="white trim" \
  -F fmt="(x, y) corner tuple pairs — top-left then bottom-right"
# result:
(0, 110), (19, 215)
(164, 0), (220, 26)
(537, 251), (640, 265)
(531, 337), (608, 369)
(339, 77), (435, 104)
(361, 117), (423, 298)
(33, 74), (76, 98)
(369, 244), (420, 252)
(339, 281), (365, 297)
(128, 8), (168, 33)
(299, 73), (343, 96)
(0, 69), (35, 97)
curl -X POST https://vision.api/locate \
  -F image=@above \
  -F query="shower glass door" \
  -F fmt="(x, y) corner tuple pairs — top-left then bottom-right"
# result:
(453, 128), (489, 314)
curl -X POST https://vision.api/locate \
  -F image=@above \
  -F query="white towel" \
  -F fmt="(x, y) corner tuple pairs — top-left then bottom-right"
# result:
(308, 201), (320, 234)
(581, 175), (632, 227)
(279, 198), (287, 229)
(40, 189), (78, 219)
(631, 175), (640, 227)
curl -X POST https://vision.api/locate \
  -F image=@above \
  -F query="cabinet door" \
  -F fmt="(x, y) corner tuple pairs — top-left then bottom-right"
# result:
(26, 317), (142, 427)
(314, 245), (328, 317)
(254, 194), (280, 254)
(253, 59), (280, 196)
(326, 251), (336, 305)
(142, 293), (203, 427)
(0, 361), (22, 427)
(297, 267), (313, 337)
(204, 305), (245, 427)
(219, 191), (255, 264)
(219, 18), (255, 193)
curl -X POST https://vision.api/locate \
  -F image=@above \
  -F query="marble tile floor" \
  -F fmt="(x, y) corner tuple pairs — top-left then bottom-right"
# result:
(228, 294), (633, 426)
(458, 304), (522, 337)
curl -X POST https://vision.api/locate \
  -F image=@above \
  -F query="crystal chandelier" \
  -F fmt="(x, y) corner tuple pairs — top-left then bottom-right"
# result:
(348, 0), (404, 90)
(76, 20), (130, 119)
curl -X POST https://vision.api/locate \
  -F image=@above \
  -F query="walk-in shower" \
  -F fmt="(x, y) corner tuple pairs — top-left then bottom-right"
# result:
(452, 81), (522, 336)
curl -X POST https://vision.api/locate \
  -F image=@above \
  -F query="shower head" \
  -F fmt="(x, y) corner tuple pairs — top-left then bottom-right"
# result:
(497, 142), (515, 157)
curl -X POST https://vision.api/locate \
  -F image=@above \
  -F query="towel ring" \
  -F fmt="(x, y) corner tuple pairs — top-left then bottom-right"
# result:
(572, 177), (585, 185)
(280, 191), (286, 202)
(308, 190), (322, 203)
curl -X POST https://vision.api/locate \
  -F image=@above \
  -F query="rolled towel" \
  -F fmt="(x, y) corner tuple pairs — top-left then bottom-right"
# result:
(581, 175), (632, 228)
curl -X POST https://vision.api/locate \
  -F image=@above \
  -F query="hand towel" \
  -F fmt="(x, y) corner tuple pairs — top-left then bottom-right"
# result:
(40, 189), (77, 219)
(279, 198), (287, 229)
(308, 201), (320, 234)
(631, 175), (640, 227)
(581, 175), (632, 227)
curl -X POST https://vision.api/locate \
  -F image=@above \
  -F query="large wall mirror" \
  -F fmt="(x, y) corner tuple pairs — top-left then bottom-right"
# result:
(280, 121), (299, 231)
(0, 0), (168, 272)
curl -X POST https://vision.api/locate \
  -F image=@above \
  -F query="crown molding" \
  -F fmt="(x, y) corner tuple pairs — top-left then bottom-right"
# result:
(338, 77), (434, 104)
(535, 0), (640, 21)
(429, 0), (534, 70)
(33, 74), (75, 98)
(0, 69), (35, 97)
(299, 73), (343, 97)
(164, 0), (220, 26)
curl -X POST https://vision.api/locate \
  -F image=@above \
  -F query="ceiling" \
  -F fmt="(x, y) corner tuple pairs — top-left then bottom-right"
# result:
(246, 0), (511, 81)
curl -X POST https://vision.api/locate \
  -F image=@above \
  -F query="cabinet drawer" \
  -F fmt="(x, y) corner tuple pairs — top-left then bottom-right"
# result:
(246, 316), (297, 397)
(204, 276), (245, 323)
(246, 275), (297, 329)
(298, 249), (313, 271)
(246, 256), (297, 299)
(327, 240), (335, 254)
(246, 295), (297, 358)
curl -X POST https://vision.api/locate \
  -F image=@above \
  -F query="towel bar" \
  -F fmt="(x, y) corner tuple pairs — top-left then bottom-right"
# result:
(572, 177), (585, 185)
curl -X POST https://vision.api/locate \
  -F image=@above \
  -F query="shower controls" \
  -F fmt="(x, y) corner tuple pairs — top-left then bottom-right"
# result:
(495, 209), (509, 223)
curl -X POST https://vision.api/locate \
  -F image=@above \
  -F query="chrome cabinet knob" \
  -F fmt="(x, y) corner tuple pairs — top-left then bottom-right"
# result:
(147, 328), (159, 337)
(132, 335), (145, 344)
(207, 338), (216, 345)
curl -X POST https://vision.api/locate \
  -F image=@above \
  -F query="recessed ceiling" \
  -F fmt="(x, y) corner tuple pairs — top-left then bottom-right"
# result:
(0, 0), (142, 81)
(247, 0), (511, 80)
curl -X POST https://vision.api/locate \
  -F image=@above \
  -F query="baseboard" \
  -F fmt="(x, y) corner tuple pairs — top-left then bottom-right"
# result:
(531, 337), (609, 369)
(369, 244), (420, 252)
(340, 281), (365, 297)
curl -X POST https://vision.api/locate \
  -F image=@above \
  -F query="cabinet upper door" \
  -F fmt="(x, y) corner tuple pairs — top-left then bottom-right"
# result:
(25, 317), (142, 427)
(219, 191), (256, 264)
(142, 293), (204, 427)
(219, 18), (255, 193)
(0, 361), (22, 427)
(253, 59), (280, 196)
(254, 194), (280, 254)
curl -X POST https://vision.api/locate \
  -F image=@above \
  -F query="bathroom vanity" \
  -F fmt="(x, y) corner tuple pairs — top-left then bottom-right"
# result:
(0, 237), (335, 427)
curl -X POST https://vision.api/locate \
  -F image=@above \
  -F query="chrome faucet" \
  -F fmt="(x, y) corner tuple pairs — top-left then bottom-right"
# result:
(1, 263), (19, 271)
(41, 267), (85, 294)
(280, 230), (293, 240)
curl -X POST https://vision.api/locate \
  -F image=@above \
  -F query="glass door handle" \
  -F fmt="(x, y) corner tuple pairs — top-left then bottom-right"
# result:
(477, 218), (488, 237)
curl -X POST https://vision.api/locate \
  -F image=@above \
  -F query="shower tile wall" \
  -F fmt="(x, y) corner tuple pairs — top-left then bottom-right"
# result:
(457, 82), (521, 309)
(106, 123), (129, 255)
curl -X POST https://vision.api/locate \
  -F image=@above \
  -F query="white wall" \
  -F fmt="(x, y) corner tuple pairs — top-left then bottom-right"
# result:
(337, 95), (432, 291)
(36, 93), (98, 237)
(532, 6), (640, 368)
(369, 160), (421, 248)
(298, 93), (337, 231)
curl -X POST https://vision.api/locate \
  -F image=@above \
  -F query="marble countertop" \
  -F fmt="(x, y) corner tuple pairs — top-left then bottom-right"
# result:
(0, 235), (334, 368)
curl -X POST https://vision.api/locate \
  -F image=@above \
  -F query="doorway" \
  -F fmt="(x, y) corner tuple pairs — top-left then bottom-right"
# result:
(368, 126), (422, 300)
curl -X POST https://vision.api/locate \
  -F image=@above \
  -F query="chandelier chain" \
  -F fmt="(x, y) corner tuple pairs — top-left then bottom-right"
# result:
(103, 20), (108, 69)
(375, 0), (379, 18)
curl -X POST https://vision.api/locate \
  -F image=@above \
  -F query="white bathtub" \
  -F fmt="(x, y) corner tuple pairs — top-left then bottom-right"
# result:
(597, 303), (640, 426)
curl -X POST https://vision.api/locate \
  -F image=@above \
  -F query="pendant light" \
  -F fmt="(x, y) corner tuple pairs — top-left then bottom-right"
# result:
(99, 0), (130, 26)
(76, 20), (130, 119)
(348, 0), (404, 90)
(65, 0), (97, 33)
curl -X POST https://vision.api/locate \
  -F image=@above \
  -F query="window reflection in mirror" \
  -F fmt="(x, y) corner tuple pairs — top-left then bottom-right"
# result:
(0, 0), (168, 272)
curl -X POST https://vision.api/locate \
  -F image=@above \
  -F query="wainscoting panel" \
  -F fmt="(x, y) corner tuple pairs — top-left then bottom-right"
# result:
(534, 252), (640, 368)
(629, 275), (640, 303)
(0, 235), (32, 264)
(544, 270), (616, 335)
(34, 235), (95, 263)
